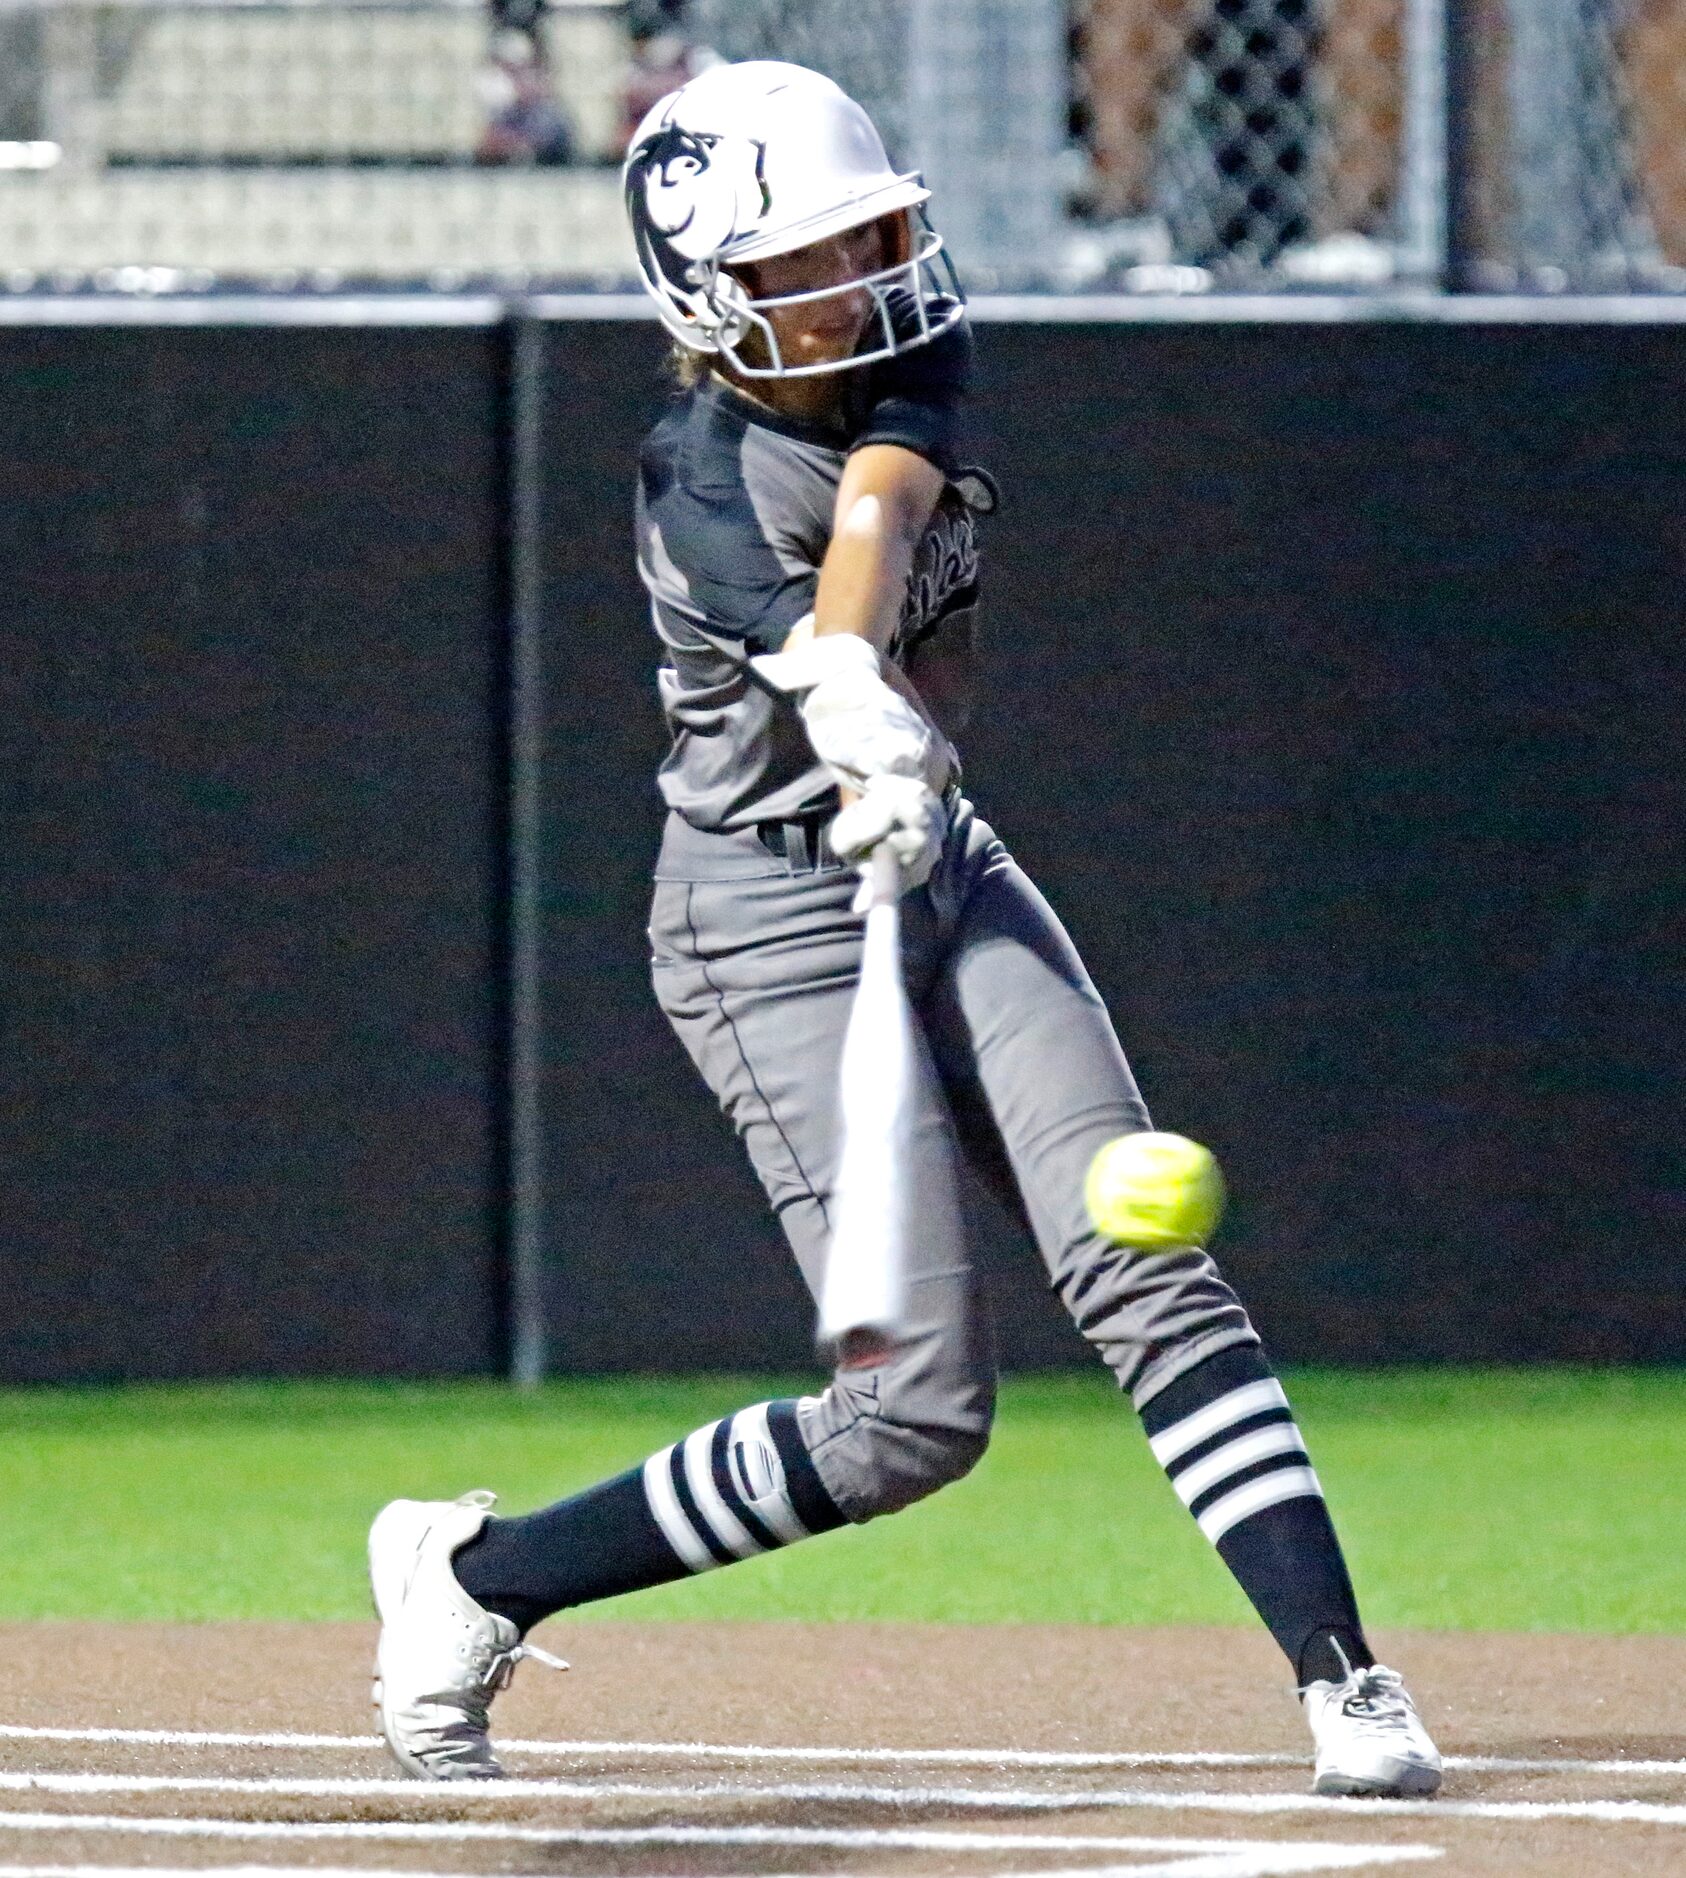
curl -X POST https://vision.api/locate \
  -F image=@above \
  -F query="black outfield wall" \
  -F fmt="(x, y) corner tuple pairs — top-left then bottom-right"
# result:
(1, 326), (508, 1380)
(3, 314), (1681, 1379)
(528, 318), (1686, 1371)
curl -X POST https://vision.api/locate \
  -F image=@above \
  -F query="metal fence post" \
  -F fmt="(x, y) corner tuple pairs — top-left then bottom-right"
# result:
(1504, 0), (1658, 284)
(1443, 0), (1482, 289)
(506, 305), (549, 1390)
(904, 0), (1067, 284)
(1399, 0), (1449, 285)
(1506, 0), (1582, 275)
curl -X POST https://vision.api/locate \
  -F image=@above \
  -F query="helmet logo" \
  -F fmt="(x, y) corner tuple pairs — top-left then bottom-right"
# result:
(626, 116), (770, 286)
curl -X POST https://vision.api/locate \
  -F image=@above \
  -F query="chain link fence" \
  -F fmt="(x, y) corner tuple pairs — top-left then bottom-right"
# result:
(1459, 0), (1686, 290)
(1069, 0), (1435, 286)
(695, 0), (1069, 283)
(0, 0), (1683, 293)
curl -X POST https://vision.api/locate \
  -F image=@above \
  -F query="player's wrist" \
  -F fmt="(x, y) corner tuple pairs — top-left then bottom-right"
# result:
(830, 775), (945, 905)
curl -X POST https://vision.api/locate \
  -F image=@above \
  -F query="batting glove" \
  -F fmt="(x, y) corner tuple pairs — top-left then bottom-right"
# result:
(830, 774), (945, 908)
(751, 633), (942, 793)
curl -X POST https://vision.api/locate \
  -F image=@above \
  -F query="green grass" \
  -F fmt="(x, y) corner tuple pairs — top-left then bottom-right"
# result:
(2, 1369), (1682, 1631)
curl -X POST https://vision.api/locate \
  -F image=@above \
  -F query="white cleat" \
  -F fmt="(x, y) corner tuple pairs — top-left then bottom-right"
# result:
(368, 1490), (566, 1780)
(1301, 1647), (1443, 1798)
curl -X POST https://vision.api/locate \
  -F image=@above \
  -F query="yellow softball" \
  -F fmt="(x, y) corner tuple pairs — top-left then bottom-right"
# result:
(1084, 1132), (1226, 1249)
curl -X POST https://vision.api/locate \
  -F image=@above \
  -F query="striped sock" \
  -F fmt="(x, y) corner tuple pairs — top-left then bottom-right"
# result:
(1140, 1345), (1371, 1687)
(453, 1398), (844, 1634)
(641, 1398), (843, 1570)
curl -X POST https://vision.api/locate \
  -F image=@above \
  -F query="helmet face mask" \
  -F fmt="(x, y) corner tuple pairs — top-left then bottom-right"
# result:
(704, 213), (964, 379)
(623, 60), (966, 380)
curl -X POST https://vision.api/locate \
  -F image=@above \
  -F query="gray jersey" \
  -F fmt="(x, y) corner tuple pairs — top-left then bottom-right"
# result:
(634, 327), (990, 834)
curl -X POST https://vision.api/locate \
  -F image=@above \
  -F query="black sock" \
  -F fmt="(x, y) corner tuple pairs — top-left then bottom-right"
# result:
(1139, 1344), (1372, 1688)
(453, 1398), (844, 1634)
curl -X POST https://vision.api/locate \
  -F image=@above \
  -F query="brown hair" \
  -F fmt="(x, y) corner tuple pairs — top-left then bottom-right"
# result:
(668, 343), (710, 388)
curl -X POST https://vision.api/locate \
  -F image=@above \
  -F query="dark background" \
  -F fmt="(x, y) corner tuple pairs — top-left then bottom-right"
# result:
(1, 328), (509, 1380)
(4, 316), (1681, 1382)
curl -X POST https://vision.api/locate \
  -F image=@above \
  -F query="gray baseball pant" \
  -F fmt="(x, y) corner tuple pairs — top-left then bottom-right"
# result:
(649, 796), (1260, 1524)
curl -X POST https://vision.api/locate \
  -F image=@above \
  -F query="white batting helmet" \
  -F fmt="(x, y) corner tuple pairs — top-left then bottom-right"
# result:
(622, 59), (964, 378)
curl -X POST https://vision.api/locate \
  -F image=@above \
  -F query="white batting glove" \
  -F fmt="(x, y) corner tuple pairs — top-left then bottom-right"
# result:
(830, 775), (945, 908)
(751, 633), (939, 793)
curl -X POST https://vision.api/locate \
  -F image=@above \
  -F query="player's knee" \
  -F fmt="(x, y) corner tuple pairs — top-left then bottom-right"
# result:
(842, 1371), (995, 1519)
(923, 1399), (993, 1491)
(859, 1414), (992, 1518)
(907, 1388), (995, 1497)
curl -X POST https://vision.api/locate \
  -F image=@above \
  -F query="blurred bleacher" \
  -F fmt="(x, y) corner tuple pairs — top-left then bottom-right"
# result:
(0, 0), (632, 285)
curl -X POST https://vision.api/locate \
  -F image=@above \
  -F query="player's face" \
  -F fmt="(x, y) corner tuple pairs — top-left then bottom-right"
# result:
(736, 220), (886, 372)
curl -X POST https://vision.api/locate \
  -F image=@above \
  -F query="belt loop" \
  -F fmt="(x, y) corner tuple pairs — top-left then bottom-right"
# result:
(754, 810), (836, 873)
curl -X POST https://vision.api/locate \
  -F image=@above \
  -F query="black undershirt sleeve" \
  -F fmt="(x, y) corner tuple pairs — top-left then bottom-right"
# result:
(847, 296), (974, 478)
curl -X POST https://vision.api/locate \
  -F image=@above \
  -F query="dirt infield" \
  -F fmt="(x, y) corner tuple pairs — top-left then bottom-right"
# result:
(4, 1622), (1686, 1877)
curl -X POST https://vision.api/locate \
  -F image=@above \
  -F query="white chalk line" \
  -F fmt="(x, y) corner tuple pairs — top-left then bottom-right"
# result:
(0, 1725), (1676, 1780)
(0, 1864), (1435, 1878)
(0, 1728), (1297, 1771)
(0, 1866), (1435, 1878)
(0, 1814), (1441, 1861)
(0, 1864), (1439, 1878)
(0, 1817), (1441, 1878)
(0, 1869), (846, 1878)
(0, 1865), (868, 1878)
(0, 1862), (1404, 1878)
(0, 1771), (1679, 1826)
(0, 1869), (511, 1878)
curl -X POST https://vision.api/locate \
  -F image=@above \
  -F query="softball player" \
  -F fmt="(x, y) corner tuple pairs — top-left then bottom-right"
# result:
(369, 59), (1441, 1799)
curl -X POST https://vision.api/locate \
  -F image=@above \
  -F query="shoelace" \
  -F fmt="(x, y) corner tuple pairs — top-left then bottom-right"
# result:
(483, 1637), (569, 1693)
(1327, 1640), (1413, 1727)
(1339, 1668), (1411, 1724)
(450, 1492), (571, 1692)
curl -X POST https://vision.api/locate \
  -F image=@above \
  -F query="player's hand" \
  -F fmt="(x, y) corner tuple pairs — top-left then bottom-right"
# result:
(830, 775), (944, 907)
(751, 633), (940, 793)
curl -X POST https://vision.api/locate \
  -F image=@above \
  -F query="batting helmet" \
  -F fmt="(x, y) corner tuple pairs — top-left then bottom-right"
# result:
(621, 59), (964, 378)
